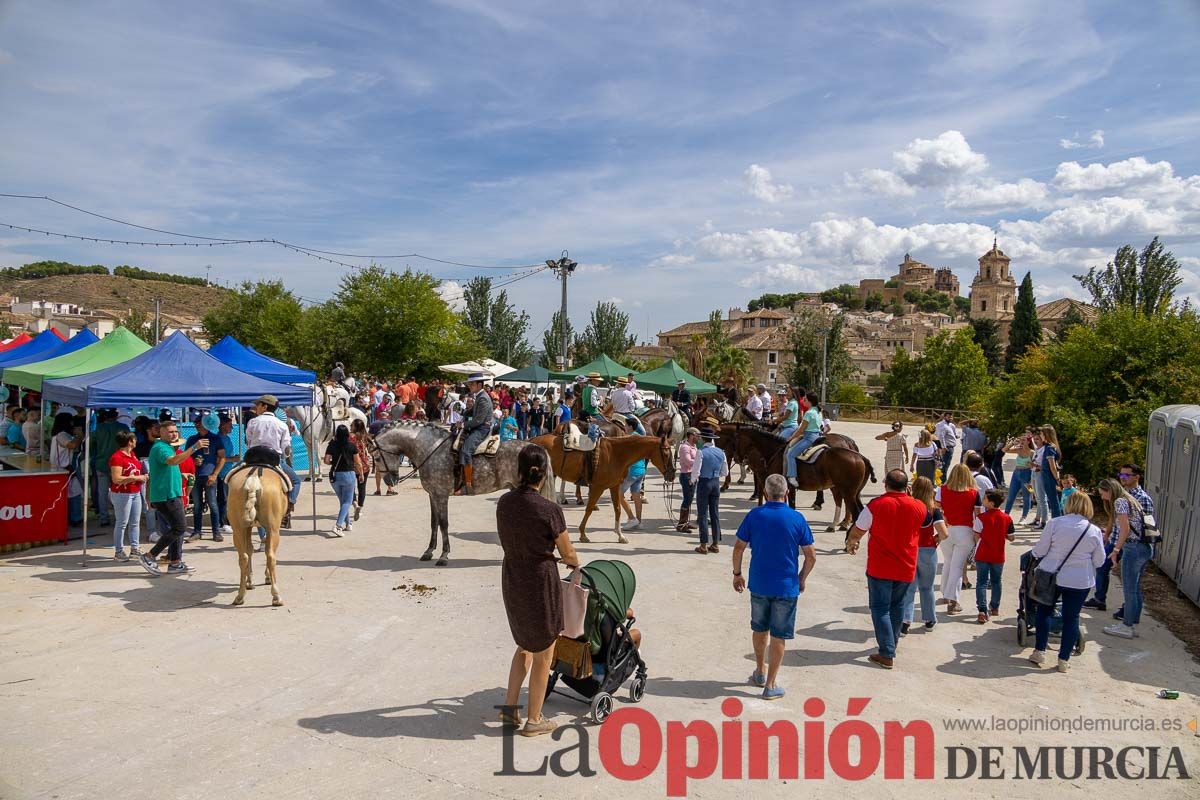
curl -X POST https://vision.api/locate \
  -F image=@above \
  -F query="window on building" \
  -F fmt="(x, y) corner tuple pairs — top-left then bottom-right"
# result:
(767, 351), (778, 365)
(981, 299), (988, 312)
(986, 267), (991, 279)
(1003, 299), (1009, 311)
(768, 369), (776, 383)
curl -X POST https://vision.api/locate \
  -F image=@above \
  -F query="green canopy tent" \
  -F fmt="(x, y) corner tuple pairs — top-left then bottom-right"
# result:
(493, 364), (554, 383)
(632, 358), (717, 395)
(549, 353), (634, 383)
(2, 327), (152, 391)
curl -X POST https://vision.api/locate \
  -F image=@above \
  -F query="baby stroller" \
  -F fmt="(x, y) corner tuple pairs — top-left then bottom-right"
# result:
(546, 559), (647, 723)
(1015, 550), (1085, 654)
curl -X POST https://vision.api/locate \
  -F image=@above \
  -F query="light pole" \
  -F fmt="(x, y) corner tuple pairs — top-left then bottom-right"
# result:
(816, 325), (831, 406)
(546, 251), (577, 372)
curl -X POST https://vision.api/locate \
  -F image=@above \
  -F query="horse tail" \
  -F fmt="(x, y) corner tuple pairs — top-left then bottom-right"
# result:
(539, 461), (557, 502)
(863, 454), (878, 483)
(242, 472), (262, 527)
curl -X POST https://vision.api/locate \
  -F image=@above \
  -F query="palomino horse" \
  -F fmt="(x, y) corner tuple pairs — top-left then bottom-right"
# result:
(532, 433), (677, 544)
(716, 423), (876, 536)
(370, 421), (555, 565)
(226, 466), (289, 607)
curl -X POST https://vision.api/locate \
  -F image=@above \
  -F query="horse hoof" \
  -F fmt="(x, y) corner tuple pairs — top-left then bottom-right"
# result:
(246, 583), (255, 591)
(617, 534), (629, 544)
(579, 533), (591, 543)
(232, 597), (245, 606)
(826, 525), (836, 533)
(436, 557), (448, 567)
(419, 551), (433, 561)
(272, 599), (284, 607)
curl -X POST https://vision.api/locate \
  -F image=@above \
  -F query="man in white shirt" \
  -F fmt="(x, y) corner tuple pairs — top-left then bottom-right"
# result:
(245, 394), (302, 526)
(611, 376), (645, 434)
(935, 413), (960, 474)
(744, 390), (763, 421)
(758, 384), (773, 416)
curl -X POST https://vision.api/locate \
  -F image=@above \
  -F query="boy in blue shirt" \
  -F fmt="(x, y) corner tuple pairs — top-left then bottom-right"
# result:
(620, 458), (647, 531)
(185, 413), (226, 542)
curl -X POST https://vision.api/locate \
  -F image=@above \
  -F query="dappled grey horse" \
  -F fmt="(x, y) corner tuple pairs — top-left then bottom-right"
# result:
(370, 421), (556, 565)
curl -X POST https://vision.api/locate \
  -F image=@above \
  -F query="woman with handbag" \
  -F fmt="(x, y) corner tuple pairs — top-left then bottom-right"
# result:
(1028, 491), (1106, 672)
(936, 464), (982, 614)
(496, 443), (580, 738)
(323, 424), (359, 536)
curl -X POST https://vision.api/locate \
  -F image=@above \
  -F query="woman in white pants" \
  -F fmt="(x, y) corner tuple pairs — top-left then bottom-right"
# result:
(936, 464), (983, 614)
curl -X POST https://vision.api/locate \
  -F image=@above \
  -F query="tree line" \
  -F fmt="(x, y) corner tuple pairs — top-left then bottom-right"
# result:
(0, 260), (208, 286)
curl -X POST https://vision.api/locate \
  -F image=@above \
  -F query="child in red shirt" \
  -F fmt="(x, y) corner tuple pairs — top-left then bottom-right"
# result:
(974, 488), (1014, 623)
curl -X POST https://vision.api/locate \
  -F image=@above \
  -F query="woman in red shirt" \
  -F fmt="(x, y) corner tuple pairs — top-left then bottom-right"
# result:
(904, 476), (948, 631)
(109, 430), (149, 561)
(936, 464), (982, 614)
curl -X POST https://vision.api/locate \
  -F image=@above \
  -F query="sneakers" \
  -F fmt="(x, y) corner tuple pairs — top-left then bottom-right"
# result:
(166, 562), (195, 575)
(256, 538), (265, 552)
(149, 532), (161, 543)
(749, 670), (766, 688)
(947, 601), (962, 614)
(762, 686), (786, 700)
(1113, 608), (1124, 621)
(186, 531), (201, 542)
(976, 612), (988, 624)
(1029, 649), (1046, 665)
(868, 654), (894, 670)
(138, 553), (161, 576)
(220, 524), (233, 533)
(621, 519), (641, 532)
(212, 533), (224, 543)
(353, 504), (362, 522)
(989, 606), (1000, 618)
(114, 550), (129, 562)
(129, 547), (141, 557)
(1103, 623), (1137, 639)
(331, 525), (344, 538)
(1082, 598), (1106, 611)
(344, 522), (354, 533)
(519, 717), (557, 737)
(899, 621), (911, 636)
(1056, 659), (1071, 673)
(787, 476), (799, 489)
(924, 620), (936, 629)
(707, 543), (720, 553)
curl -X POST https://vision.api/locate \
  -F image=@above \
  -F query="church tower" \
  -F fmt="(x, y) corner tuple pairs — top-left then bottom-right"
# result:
(970, 238), (1017, 322)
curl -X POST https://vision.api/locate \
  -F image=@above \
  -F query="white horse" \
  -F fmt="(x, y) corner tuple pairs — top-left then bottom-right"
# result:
(288, 384), (368, 449)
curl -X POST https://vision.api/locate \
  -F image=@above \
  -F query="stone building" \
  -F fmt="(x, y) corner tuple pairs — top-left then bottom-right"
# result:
(857, 253), (960, 306)
(970, 239), (1018, 340)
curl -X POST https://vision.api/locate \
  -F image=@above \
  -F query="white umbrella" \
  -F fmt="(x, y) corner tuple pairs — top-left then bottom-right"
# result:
(438, 358), (515, 378)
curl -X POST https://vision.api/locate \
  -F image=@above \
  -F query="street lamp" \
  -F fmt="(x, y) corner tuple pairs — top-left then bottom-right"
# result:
(815, 324), (831, 406)
(548, 251), (578, 373)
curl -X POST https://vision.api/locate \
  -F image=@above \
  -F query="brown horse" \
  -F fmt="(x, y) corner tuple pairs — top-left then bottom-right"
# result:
(716, 423), (875, 534)
(226, 466), (289, 607)
(532, 433), (677, 543)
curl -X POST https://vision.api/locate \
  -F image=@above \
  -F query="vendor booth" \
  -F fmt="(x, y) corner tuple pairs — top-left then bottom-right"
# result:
(0, 331), (34, 352)
(40, 332), (314, 559)
(0, 328), (98, 369)
(207, 336), (317, 384)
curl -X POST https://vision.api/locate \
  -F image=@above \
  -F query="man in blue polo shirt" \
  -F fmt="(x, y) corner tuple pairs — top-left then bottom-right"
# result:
(732, 473), (817, 700)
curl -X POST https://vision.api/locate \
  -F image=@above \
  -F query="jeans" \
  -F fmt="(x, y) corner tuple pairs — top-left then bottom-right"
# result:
(331, 471), (357, 527)
(528, 424), (543, 439)
(1092, 540), (1117, 604)
(111, 491), (142, 552)
(148, 497), (186, 563)
(867, 575), (909, 658)
(940, 446), (956, 476)
(975, 561), (1004, 612)
(1039, 468), (1062, 519)
(94, 467), (113, 523)
(192, 474), (220, 535)
(679, 474), (695, 512)
(68, 494), (83, 525)
(1004, 468), (1032, 518)
(940, 525), (975, 601)
(281, 461), (302, 506)
(217, 473), (229, 527)
(785, 431), (820, 479)
(695, 476), (721, 544)
(1120, 540), (1153, 626)
(903, 547), (938, 624)
(1034, 586), (1088, 660)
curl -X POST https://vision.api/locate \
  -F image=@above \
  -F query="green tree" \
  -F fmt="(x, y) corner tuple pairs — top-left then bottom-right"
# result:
(116, 308), (155, 344)
(748, 292), (806, 311)
(903, 288), (951, 313)
(787, 309), (855, 397)
(541, 310), (575, 369)
(1075, 237), (1182, 317)
(882, 328), (989, 409)
(831, 381), (874, 407)
(983, 307), (1200, 484)
(819, 284), (863, 310)
(888, 297), (905, 317)
(0, 319), (11, 340)
(969, 317), (1005, 376)
(574, 301), (636, 364)
(953, 295), (972, 319)
(459, 277), (533, 367)
(864, 292), (885, 312)
(461, 277), (492, 334)
(698, 310), (752, 385)
(324, 266), (482, 376)
(202, 280), (307, 366)
(1006, 272), (1042, 371)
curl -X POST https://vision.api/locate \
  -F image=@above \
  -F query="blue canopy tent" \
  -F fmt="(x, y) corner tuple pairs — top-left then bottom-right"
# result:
(42, 332), (318, 556)
(0, 328), (97, 368)
(207, 336), (316, 384)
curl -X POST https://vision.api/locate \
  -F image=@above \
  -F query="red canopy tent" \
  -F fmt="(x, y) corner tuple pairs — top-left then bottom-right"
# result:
(0, 332), (33, 352)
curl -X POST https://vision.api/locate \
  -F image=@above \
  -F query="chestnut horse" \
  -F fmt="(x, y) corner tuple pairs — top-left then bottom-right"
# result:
(715, 423), (875, 535)
(532, 433), (677, 543)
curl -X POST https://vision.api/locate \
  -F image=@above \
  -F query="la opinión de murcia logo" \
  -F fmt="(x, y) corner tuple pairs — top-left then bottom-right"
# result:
(496, 697), (1192, 796)
(0, 504), (32, 521)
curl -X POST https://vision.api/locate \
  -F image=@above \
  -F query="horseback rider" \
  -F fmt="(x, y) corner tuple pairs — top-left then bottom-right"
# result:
(456, 372), (494, 495)
(245, 394), (303, 528)
(611, 376), (646, 435)
(786, 391), (824, 488)
(671, 379), (693, 424)
(579, 372), (605, 421)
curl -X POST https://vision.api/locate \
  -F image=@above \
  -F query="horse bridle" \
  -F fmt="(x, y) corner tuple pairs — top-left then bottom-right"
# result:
(368, 425), (453, 487)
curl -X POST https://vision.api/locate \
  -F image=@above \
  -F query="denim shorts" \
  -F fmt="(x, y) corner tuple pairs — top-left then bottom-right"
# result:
(621, 475), (644, 495)
(750, 593), (798, 639)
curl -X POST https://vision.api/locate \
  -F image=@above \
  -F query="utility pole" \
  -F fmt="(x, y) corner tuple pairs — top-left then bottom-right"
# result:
(820, 330), (829, 406)
(154, 298), (161, 344)
(546, 251), (577, 372)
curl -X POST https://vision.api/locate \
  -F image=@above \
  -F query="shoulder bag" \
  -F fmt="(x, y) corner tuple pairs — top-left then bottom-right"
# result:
(560, 566), (589, 639)
(1030, 524), (1093, 606)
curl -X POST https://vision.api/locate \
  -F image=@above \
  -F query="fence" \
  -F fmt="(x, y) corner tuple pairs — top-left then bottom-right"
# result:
(825, 403), (971, 424)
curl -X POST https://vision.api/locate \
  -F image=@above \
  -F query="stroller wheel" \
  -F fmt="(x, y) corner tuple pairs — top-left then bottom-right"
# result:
(1016, 618), (1028, 647)
(629, 676), (646, 703)
(590, 692), (614, 724)
(1074, 635), (1085, 656)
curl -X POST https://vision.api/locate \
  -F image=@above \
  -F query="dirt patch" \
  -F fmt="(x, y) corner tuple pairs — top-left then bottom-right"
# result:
(392, 583), (437, 597)
(1144, 562), (1200, 665)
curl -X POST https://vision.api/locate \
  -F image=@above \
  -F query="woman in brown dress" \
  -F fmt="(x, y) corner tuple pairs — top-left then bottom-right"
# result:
(496, 443), (580, 737)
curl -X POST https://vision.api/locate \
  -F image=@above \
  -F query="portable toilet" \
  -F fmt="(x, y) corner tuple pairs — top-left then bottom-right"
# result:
(1169, 409), (1200, 605)
(1147, 405), (1194, 582)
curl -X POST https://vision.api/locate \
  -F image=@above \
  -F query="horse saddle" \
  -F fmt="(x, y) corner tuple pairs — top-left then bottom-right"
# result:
(562, 424), (599, 452)
(454, 430), (501, 457)
(330, 403), (351, 421)
(797, 443), (828, 464)
(224, 461), (293, 493)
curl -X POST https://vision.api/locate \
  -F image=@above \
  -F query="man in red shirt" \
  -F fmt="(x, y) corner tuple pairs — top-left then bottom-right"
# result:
(846, 469), (933, 669)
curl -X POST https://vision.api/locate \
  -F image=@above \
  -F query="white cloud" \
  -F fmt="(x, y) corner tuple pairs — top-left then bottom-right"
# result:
(1053, 156), (1175, 193)
(1058, 129), (1104, 150)
(648, 253), (695, 268)
(575, 262), (613, 273)
(848, 130), (987, 197)
(999, 196), (1178, 247)
(945, 178), (1050, 212)
(436, 280), (465, 310)
(607, 296), (624, 305)
(737, 263), (827, 290)
(744, 164), (794, 203)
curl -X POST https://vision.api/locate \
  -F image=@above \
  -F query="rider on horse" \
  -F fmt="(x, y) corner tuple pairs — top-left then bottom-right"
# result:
(611, 375), (645, 435)
(671, 379), (693, 425)
(456, 372), (494, 495)
(579, 372), (605, 421)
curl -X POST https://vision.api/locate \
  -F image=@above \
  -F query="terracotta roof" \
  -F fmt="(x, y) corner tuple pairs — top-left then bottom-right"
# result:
(627, 344), (675, 359)
(1036, 298), (1097, 322)
(740, 308), (790, 319)
(733, 326), (793, 350)
(658, 319), (737, 338)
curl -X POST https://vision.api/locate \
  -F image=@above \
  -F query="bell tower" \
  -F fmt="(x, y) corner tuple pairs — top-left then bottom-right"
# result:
(970, 238), (1017, 321)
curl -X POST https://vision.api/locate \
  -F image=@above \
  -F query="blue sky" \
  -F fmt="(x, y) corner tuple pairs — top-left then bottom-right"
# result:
(1, 0), (1199, 345)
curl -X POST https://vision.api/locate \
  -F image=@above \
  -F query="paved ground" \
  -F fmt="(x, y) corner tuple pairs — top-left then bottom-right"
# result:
(2, 421), (1198, 799)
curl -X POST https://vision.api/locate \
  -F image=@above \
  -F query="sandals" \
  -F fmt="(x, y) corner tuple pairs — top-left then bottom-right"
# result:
(707, 543), (720, 553)
(498, 709), (523, 728)
(694, 545), (709, 554)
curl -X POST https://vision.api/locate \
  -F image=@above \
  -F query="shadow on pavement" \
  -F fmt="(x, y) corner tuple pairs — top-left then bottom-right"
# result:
(641, 677), (761, 700)
(794, 620), (875, 644)
(285, 554), (501, 571)
(784, 646), (877, 668)
(297, 689), (510, 740)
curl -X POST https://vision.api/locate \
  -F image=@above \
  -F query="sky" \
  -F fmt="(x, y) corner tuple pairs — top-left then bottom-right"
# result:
(1, 0), (1199, 348)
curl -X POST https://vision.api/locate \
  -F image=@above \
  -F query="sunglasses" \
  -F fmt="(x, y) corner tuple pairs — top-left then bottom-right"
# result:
(1117, 472), (1133, 478)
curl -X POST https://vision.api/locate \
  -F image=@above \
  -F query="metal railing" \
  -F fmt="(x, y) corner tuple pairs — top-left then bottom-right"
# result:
(826, 403), (971, 424)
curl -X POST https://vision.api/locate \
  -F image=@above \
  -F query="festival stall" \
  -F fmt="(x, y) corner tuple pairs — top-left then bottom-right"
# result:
(0, 328), (89, 369)
(548, 353), (634, 383)
(40, 332), (313, 559)
(439, 358), (515, 379)
(631, 358), (716, 395)
(0, 331), (34, 352)
(207, 336), (316, 384)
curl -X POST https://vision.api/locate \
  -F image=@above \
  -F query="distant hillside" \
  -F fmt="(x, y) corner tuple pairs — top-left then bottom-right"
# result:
(0, 273), (232, 320)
